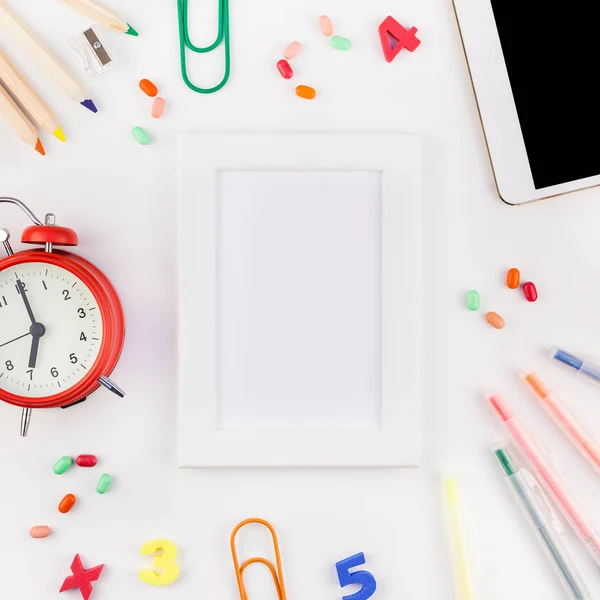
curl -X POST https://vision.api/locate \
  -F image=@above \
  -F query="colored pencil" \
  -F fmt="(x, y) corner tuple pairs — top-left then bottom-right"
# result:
(0, 81), (45, 155)
(0, 47), (65, 141)
(59, 0), (138, 36)
(0, 1), (97, 112)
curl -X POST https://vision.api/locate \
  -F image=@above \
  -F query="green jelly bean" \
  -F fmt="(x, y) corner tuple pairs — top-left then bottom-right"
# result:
(96, 473), (112, 494)
(53, 456), (73, 475)
(330, 36), (351, 51)
(466, 290), (480, 311)
(132, 126), (150, 145)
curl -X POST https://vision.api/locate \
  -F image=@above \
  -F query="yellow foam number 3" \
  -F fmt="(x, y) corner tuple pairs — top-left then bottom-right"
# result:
(139, 538), (180, 586)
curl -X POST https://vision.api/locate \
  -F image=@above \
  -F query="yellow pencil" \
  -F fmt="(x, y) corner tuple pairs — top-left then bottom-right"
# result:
(0, 81), (45, 155)
(444, 477), (473, 600)
(0, 47), (65, 141)
(59, 0), (138, 36)
(0, 1), (97, 112)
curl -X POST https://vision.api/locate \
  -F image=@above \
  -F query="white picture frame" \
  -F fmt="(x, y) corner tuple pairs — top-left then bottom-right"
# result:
(177, 133), (422, 467)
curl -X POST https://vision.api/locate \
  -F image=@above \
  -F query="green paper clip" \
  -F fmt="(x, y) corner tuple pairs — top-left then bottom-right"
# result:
(177, 0), (231, 94)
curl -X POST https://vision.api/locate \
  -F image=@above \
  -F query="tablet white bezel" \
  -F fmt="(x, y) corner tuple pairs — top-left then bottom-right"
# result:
(453, 0), (600, 205)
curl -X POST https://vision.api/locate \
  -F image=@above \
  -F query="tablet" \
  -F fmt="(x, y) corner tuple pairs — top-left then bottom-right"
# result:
(453, 0), (600, 205)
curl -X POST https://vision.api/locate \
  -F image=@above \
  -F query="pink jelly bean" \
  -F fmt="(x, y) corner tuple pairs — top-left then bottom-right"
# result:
(319, 15), (333, 36)
(30, 526), (51, 539)
(151, 97), (165, 119)
(283, 41), (302, 60)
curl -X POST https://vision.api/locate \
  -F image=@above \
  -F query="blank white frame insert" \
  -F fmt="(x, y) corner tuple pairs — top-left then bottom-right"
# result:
(217, 170), (383, 432)
(177, 133), (422, 467)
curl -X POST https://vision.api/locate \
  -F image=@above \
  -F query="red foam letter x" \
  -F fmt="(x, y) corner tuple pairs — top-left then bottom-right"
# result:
(379, 16), (421, 63)
(60, 554), (104, 600)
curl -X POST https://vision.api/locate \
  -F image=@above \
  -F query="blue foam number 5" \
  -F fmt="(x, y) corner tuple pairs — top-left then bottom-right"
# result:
(335, 552), (377, 600)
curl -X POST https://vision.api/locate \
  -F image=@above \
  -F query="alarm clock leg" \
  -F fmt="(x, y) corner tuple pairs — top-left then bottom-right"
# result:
(98, 376), (125, 398)
(20, 407), (31, 437)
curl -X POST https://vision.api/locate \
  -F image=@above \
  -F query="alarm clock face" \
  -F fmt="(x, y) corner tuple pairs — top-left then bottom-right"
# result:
(0, 262), (103, 398)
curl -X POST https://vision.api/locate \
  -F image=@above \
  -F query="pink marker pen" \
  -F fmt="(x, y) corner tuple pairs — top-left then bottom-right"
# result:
(486, 392), (600, 567)
(522, 371), (600, 476)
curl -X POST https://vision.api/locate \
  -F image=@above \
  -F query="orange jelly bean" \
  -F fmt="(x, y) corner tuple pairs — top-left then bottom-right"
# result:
(139, 78), (158, 97)
(486, 312), (505, 329)
(58, 493), (76, 514)
(506, 268), (520, 289)
(296, 85), (316, 100)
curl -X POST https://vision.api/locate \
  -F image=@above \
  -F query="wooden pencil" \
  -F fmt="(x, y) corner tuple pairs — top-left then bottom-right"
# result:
(59, 0), (138, 36)
(0, 1), (97, 112)
(0, 47), (65, 141)
(0, 81), (45, 155)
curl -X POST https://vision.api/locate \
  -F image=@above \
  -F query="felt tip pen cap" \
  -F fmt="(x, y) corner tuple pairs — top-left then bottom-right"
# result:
(521, 371), (551, 399)
(492, 443), (518, 476)
(550, 346), (600, 387)
(485, 392), (513, 422)
(550, 346), (584, 371)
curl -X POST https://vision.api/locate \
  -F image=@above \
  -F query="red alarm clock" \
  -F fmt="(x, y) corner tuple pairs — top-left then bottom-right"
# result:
(0, 197), (125, 436)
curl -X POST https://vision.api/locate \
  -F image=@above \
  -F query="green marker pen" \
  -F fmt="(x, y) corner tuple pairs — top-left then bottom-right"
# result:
(493, 443), (591, 600)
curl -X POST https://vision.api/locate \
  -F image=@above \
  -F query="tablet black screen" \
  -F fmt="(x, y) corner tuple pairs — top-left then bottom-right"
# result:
(490, 2), (600, 189)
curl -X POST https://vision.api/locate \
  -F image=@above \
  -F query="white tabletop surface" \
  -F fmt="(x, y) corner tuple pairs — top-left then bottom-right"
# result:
(2, 0), (600, 599)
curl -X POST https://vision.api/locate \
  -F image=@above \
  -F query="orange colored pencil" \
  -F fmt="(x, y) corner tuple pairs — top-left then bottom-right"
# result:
(0, 81), (44, 155)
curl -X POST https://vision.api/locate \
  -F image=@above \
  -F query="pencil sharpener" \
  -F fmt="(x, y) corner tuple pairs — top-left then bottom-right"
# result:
(69, 27), (114, 78)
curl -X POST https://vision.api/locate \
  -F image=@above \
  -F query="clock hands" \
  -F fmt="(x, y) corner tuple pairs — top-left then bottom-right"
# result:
(0, 331), (30, 349)
(16, 279), (36, 324)
(28, 336), (40, 369)
(28, 323), (45, 368)
(16, 279), (46, 368)
(1, 280), (43, 438)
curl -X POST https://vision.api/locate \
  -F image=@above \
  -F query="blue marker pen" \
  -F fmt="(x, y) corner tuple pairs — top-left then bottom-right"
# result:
(550, 347), (600, 388)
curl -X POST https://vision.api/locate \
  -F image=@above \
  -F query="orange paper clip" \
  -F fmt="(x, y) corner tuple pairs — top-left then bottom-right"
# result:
(230, 518), (287, 600)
